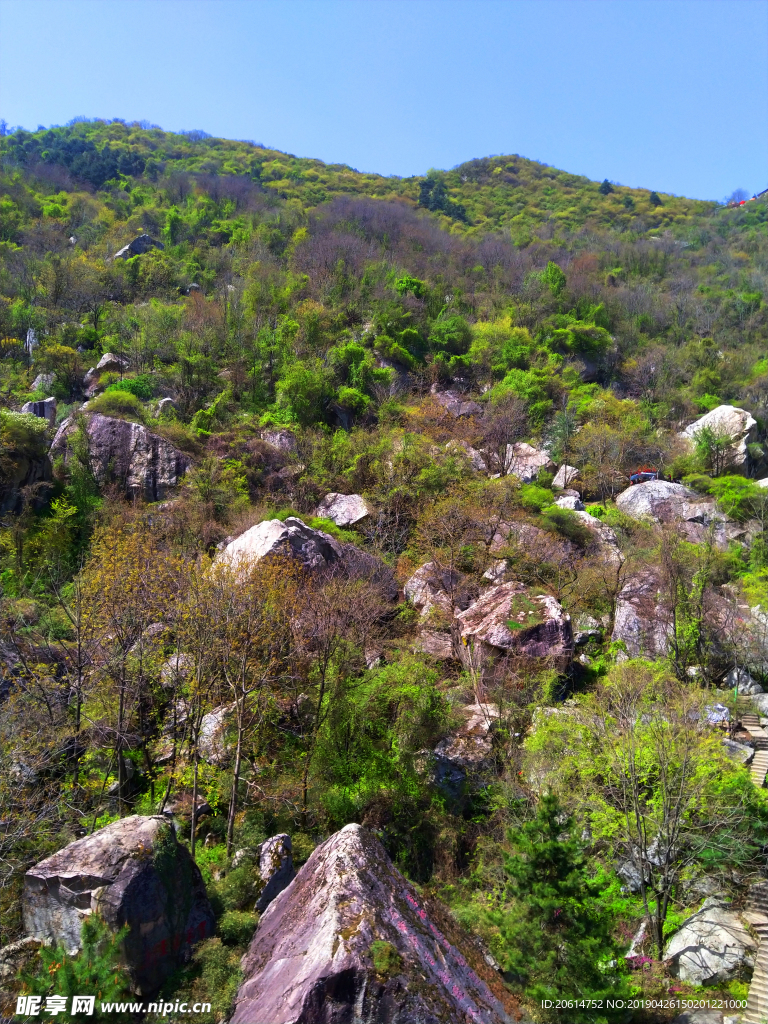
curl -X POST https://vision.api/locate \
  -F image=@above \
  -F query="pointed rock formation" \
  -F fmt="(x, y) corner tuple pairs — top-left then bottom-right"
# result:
(231, 823), (513, 1024)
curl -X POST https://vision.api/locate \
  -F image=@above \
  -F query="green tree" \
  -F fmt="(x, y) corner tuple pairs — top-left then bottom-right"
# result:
(276, 359), (332, 426)
(486, 794), (629, 1021)
(542, 261), (566, 298)
(599, 179), (614, 195)
(20, 915), (131, 1022)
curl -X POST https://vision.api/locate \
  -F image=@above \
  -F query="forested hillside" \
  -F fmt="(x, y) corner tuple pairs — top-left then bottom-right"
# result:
(1, 119), (768, 1024)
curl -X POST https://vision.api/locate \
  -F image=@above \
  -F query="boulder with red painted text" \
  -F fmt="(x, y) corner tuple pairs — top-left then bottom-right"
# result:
(23, 815), (214, 995)
(231, 823), (513, 1024)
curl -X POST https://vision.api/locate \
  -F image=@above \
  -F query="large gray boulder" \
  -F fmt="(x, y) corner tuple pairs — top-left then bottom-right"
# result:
(199, 703), (236, 765)
(553, 464), (579, 489)
(231, 823), (512, 1024)
(432, 389), (482, 418)
(113, 234), (165, 260)
(314, 492), (371, 527)
(50, 414), (189, 502)
(217, 517), (342, 572)
(503, 442), (554, 482)
(454, 582), (572, 669)
(723, 666), (764, 694)
(21, 397), (56, 428)
(23, 816), (215, 994)
(404, 562), (462, 619)
(615, 480), (744, 548)
(679, 405), (759, 475)
(433, 704), (501, 796)
(612, 570), (671, 659)
(664, 896), (755, 985)
(254, 834), (295, 913)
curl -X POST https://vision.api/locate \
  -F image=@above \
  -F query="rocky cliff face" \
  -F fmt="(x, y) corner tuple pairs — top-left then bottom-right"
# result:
(51, 414), (190, 501)
(231, 823), (514, 1024)
(23, 815), (215, 994)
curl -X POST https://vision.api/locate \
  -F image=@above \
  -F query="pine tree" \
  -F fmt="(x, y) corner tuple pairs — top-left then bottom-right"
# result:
(489, 794), (630, 1022)
(20, 915), (132, 1022)
(598, 179), (614, 195)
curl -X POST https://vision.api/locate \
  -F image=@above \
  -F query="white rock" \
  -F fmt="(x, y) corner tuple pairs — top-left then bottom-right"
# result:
(217, 517), (342, 572)
(31, 372), (54, 393)
(612, 569), (671, 659)
(160, 653), (194, 688)
(679, 405), (758, 474)
(721, 738), (754, 764)
(454, 582), (572, 669)
(446, 439), (487, 472)
(664, 896), (756, 985)
(199, 704), (237, 766)
(482, 559), (507, 582)
(254, 834), (295, 913)
(314, 492), (371, 527)
(503, 442), (554, 482)
(553, 464), (579, 489)
(723, 666), (764, 694)
(95, 352), (129, 374)
(553, 495), (585, 511)
(404, 562), (460, 618)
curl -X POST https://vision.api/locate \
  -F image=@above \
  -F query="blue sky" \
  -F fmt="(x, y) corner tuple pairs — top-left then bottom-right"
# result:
(1, 0), (766, 201)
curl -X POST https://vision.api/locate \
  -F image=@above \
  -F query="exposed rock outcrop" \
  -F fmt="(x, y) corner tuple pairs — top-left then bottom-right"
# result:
(664, 895), (756, 985)
(503, 442), (554, 482)
(679, 404), (760, 475)
(404, 562), (465, 618)
(553, 464), (579, 489)
(50, 414), (190, 501)
(199, 703), (236, 766)
(432, 389), (482, 418)
(314, 492), (372, 527)
(615, 480), (746, 548)
(723, 666), (764, 695)
(23, 816), (215, 994)
(254, 834), (295, 913)
(113, 234), (165, 260)
(554, 495), (584, 511)
(572, 510), (622, 563)
(260, 428), (298, 453)
(231, 823), (512, 1024)
(217, 517), (342, 571)
(21, 397), (56, 427)
(612, 569), (671, 659)
(432, 704), (500, 797)
(454, 582), (572, 669)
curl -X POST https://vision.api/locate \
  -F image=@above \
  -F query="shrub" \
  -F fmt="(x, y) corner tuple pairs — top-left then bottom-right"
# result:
(218, 910), (258, 946)
(87, 390), (147, 423)
(520, 484), (555, 512)
(105, 374), (156, 400)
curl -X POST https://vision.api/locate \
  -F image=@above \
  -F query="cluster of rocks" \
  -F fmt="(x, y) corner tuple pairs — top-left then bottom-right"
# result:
(13, 818), (512, 1021)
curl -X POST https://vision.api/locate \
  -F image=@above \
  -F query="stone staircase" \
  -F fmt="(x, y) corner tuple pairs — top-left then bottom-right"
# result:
(737, 699), (768, 789)
(742, 882), (768, 1024)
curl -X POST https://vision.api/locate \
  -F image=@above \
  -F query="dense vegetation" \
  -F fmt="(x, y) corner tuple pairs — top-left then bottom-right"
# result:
(1, 118), (767, 1023)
